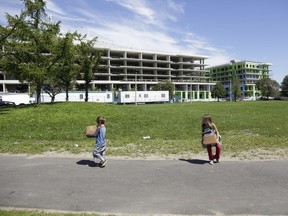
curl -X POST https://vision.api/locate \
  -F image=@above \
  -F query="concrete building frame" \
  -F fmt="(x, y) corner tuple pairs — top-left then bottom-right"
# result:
(208, 60), (271, 100)
(0, 48), (215, 102)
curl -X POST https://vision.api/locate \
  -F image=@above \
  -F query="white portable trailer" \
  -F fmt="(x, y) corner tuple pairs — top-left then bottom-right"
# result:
(116, 91), (169, 104)
(39, 92), (113, 103)
(0, 93), (32, 105)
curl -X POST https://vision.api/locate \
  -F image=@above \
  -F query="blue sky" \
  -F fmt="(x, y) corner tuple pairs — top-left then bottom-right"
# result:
(1, 0), (287, 83)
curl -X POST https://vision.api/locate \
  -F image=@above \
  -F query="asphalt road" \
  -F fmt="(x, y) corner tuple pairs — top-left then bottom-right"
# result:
(0, 155), (288, 215)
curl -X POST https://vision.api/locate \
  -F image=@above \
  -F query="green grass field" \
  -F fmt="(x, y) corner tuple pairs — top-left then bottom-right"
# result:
(0, 101), (287, 216)
(0, 101), (287, 157)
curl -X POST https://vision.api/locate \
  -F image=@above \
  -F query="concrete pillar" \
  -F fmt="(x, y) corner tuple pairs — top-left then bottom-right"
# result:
(196, 85), (200, 100)
(253, 85), (256, 100)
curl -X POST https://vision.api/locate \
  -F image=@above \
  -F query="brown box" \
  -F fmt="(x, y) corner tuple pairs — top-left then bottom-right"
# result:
(86, 125), (97, 137)
(203, 134), (218, 145)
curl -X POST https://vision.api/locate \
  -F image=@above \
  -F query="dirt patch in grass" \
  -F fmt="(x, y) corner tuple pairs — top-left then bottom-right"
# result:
(4, 148), (287, 161)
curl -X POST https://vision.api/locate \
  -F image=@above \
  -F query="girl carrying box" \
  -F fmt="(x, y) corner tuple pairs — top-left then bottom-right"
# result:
(202, 114), (221, 165)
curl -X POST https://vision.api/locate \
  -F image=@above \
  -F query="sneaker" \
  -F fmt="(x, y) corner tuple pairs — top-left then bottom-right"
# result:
(209, 160), (214, 165)
(100, 159), (107, 168)
(214, 159), (220, 163)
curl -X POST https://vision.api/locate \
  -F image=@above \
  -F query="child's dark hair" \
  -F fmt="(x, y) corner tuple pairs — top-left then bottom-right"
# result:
(96, 116), (105, 125)
(202, 114), (213, 131)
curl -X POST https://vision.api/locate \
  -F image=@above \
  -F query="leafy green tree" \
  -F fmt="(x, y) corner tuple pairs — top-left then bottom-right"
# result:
(50, 32), (79, 101)
(152, 81), (175, 99)
(232, 75), (241, 102)
(256, 77), (280, 99)
(76, 34), (101, 102)
(271, 80), (280, 97)
(280, 75), (288, 97)
(0, 0), (61, 103)
(211, 82), (226, 101)
(42, 69), (62, 102)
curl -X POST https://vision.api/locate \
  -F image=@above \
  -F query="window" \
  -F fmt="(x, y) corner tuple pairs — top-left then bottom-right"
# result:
(125, 94), (130, 98)
(161, 94), (166, 98)
(80, 94), (83, 99)
(107, 94), (110, 99)
(144, 94), (148, 98)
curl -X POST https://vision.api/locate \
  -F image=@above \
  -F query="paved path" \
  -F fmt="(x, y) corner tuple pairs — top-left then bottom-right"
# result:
(0, 155), (288, 215)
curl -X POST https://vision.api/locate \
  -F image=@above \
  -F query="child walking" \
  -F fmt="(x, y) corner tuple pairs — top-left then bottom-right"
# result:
(87, 116), (107, 168)
(201, 114), (221, 165)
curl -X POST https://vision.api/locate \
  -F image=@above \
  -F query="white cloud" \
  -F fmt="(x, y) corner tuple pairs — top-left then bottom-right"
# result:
(46, 0), (67, 16)
(206, 55), (231, 67)
(57, 3), (231, 63)
(108, 0), (156, 24)
(0, 0), (232, 66)
(0, 0), (22, 24)
(167, 0), (185, 13)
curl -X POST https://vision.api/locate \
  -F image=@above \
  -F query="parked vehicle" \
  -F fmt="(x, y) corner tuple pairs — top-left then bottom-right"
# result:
(0, 100), (16, 107)
(38, 92), (113, 103)
(0, 93), (33, 105)
(116, 91), (169, 104)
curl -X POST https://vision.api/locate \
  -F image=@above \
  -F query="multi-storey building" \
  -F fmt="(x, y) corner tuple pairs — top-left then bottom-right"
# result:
(208, 60), (271, 99)
(0, 48), (215, 101)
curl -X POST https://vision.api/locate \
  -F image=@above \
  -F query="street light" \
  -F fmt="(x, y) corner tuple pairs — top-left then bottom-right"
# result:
(230, 60), (236, 102)
(135, 70), (137, 106)
(229, 77), (232, 102)
(190, 76), (192, 103)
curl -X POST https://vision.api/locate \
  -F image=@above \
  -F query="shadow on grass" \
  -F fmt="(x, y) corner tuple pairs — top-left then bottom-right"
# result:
(0, 106), (16, 114)
(179, 158), (208, 165)
(76, 159), (99, 167)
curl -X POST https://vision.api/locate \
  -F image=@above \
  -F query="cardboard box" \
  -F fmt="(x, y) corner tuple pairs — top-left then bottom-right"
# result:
(203, 134), (218, 145)
(86, 125), (97, 137)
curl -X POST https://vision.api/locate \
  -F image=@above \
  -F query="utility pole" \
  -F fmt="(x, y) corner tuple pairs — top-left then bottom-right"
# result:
(230, 77), (232, 102)
(230, 60), (236, 102)
(135, 71), (137, 106)
(190, 76), (192, 103)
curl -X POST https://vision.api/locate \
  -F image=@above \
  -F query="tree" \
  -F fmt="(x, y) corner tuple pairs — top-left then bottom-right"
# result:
(0, 0), (61, 103)
(51, 32), (79, 101)
(271, 80), (280, 97)
(152, 81), (175, 99)
(280, 75), (288, 97)
(42, 69), (62, 102)
(256, 77), (280, 99)
(211, 82), (226, 101)
(76, 35), (101, 102)
(232, 75), (241, 102)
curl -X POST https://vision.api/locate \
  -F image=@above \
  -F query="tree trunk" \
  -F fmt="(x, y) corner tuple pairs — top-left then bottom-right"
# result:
(85, 82), (89, 102)
(65, 85), (69, 102)
(36, 84), (42, 104)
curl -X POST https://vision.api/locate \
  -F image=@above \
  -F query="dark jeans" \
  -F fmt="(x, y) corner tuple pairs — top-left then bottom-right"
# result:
(207, 143), (221, 160)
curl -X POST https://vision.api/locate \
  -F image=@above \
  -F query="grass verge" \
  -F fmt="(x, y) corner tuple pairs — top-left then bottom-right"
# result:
(0, 101), (287, 157)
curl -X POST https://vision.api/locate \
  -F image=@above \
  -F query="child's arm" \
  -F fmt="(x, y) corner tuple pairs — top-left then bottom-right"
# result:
(213, 123), (220, 140)
(86, 126), (100, 138)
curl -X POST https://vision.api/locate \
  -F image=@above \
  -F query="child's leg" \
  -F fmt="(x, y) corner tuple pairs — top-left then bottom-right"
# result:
(207, 145), (214, 160)
(93, 146), (105, 162)
(100, 149), (106, 161)
(99, 149), (107, 167)
(215, 143), (221, 160)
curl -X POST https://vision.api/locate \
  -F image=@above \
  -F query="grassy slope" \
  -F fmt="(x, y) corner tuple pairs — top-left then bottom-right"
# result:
(0, 101), (287, 156)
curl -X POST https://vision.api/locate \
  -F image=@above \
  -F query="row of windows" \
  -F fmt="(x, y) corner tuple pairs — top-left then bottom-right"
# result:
(212, 64), (269, 72)
(125, 94), (166, 99)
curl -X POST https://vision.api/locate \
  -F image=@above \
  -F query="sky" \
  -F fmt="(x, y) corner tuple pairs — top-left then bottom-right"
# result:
(0, 0), (287, 84)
